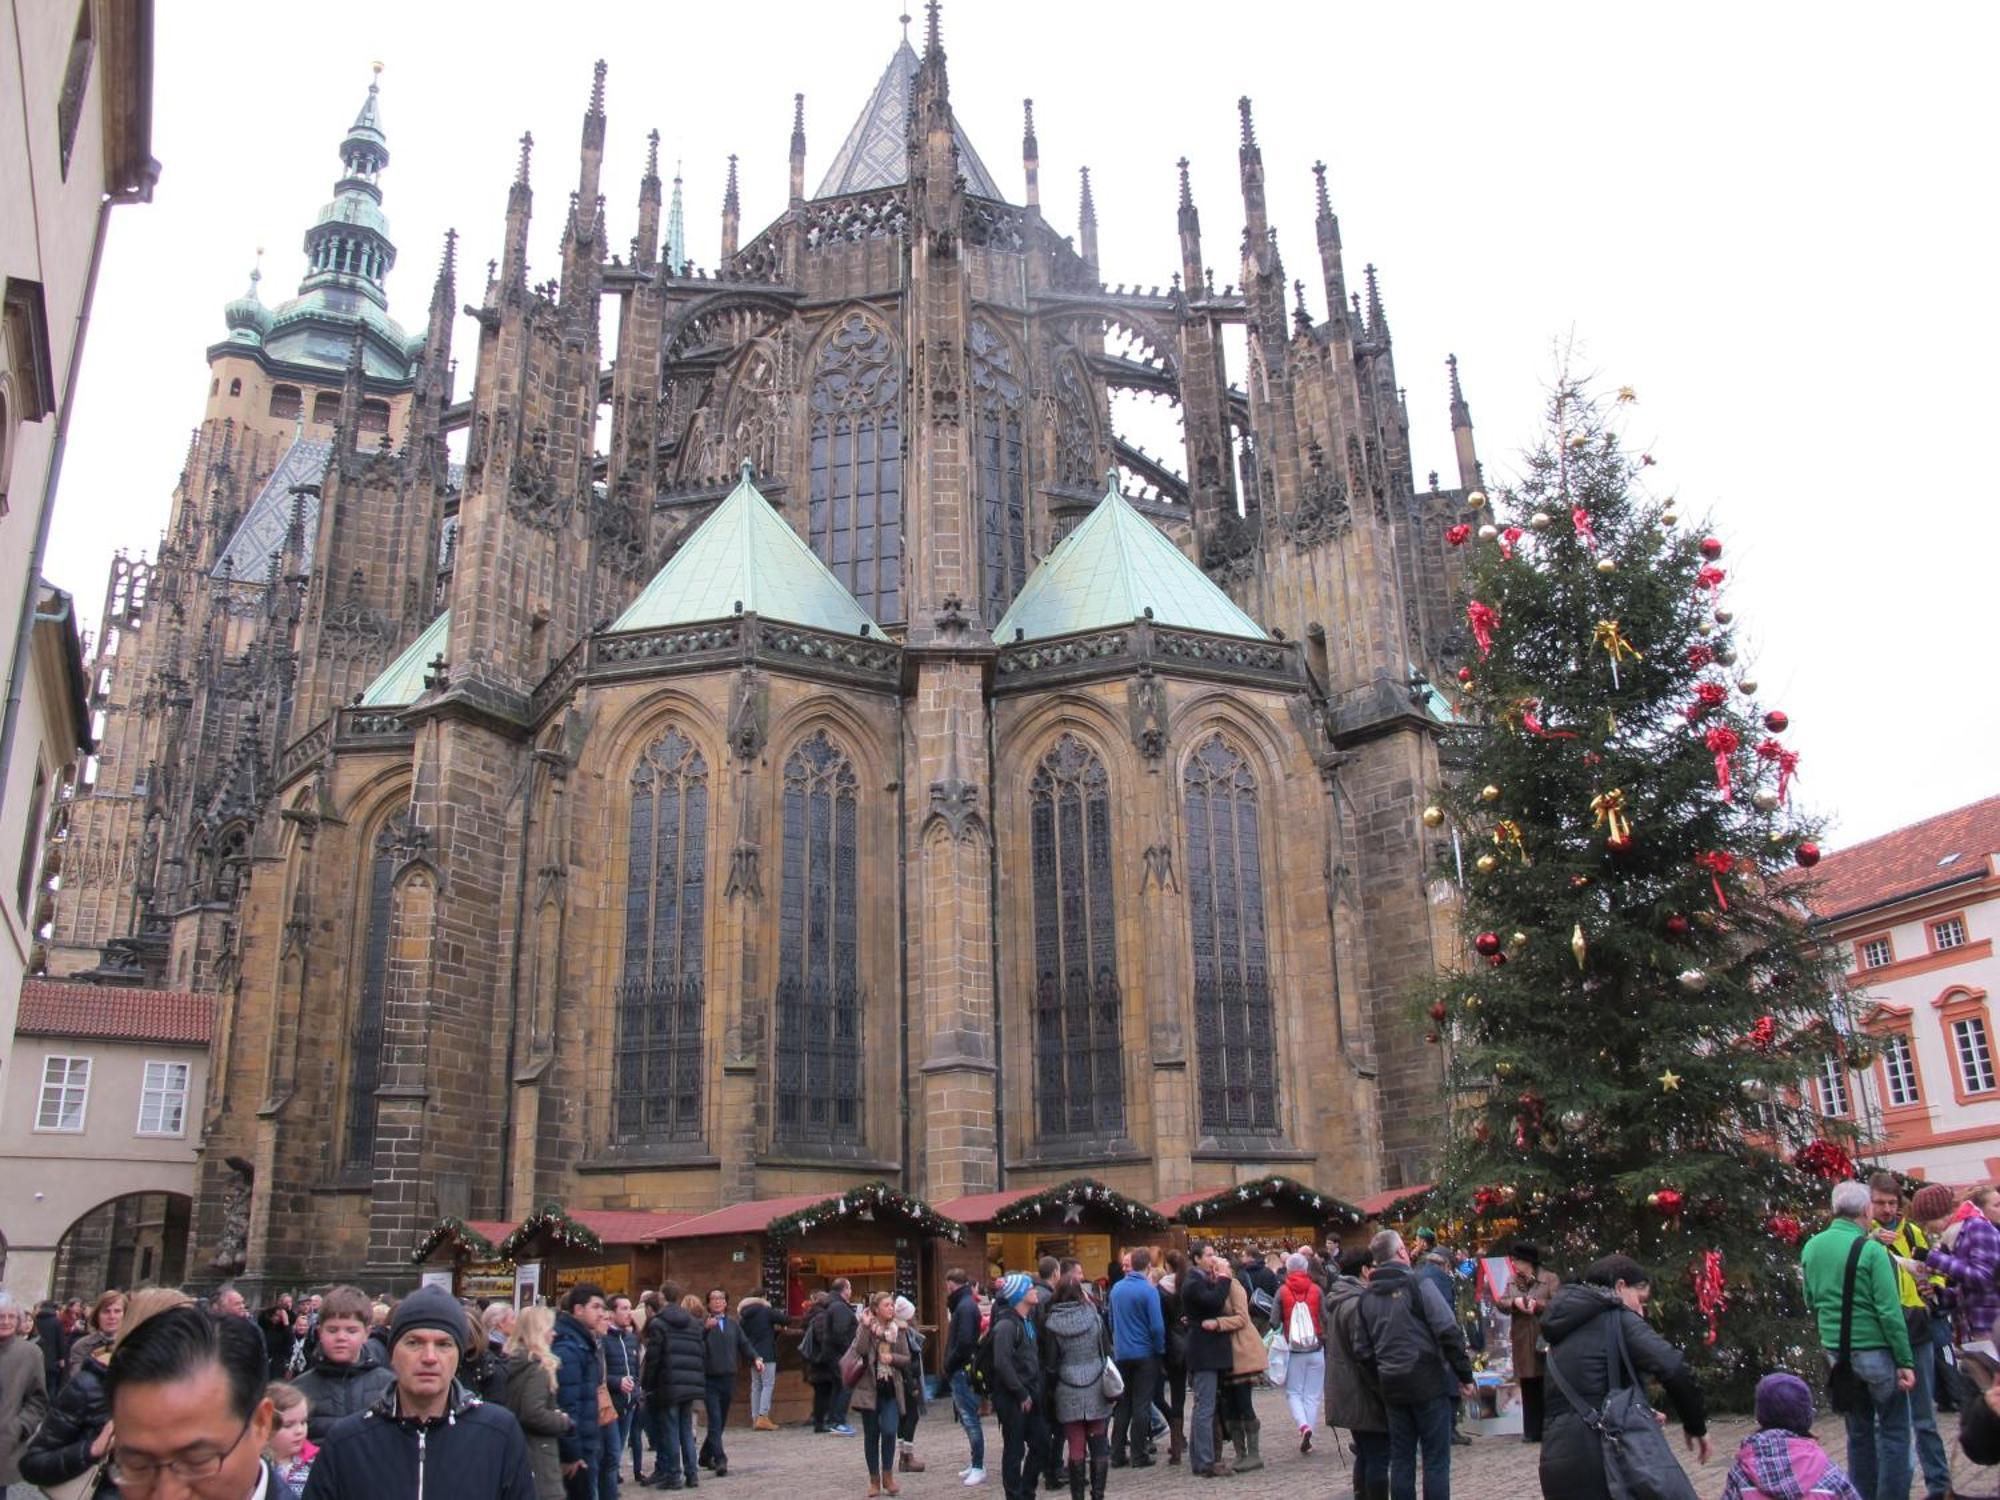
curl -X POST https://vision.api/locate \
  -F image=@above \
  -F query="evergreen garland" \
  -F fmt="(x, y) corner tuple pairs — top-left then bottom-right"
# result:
(763, 1180), (967, 1243)
(991, 1178), (1168, 1232)
(497, 1204), (605, 1260)
(1176, 1175), (1364, 1229)
(410, 1216), (497, 1264)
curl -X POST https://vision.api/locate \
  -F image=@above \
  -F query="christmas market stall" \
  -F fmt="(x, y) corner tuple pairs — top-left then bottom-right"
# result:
(411, 1216), (518, 1300)
(492, 1206), (692, 1306)
(1160, 1175), (1366, 1259)
(938, 1178), (1170, 1288)
(643, 1181), (966, 1426)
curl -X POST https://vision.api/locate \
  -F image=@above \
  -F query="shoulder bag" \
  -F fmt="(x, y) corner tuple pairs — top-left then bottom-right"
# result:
(1542, 1309), (1697, 1500)
(1824, 1233), (1870, 1413)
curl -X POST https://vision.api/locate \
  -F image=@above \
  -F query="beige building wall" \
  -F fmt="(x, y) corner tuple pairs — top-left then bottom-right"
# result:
(0, 1031), (204, 1299)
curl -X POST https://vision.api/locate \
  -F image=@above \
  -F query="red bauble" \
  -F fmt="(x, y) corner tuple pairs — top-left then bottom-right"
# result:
(1764, 710), (1789, 733)
(1428, 1000), (1448, 1023)
(1699, 536), (1723, 560)
(1474, 931), (1504, 956)
(1766, 1213), (1803, 1246)
(1487, 952), (1508, 968)
(1653, 1188), (1685, 1216)
(1426, 1030), (1440, 1045)
(1665, 914), (1691, 937)
(1457, 666), (1474, 685)
(1795, 841), (1821, 868)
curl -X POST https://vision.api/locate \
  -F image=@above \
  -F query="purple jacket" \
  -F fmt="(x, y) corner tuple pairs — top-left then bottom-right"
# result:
(1720, 1429), (1863, 1500)
(1924, 1210), (2000, 1341)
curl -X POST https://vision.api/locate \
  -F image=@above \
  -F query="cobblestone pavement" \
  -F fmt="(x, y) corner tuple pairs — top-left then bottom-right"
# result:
(619, 1385), (1893, 1500)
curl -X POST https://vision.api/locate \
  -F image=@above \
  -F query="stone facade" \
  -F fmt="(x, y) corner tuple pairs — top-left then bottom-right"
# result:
(47, 14), (1489, 1288)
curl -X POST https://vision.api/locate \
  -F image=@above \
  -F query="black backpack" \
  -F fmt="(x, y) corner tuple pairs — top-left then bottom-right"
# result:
(969, 1321), (999, 1396)
(799, 1307), (825, 1366)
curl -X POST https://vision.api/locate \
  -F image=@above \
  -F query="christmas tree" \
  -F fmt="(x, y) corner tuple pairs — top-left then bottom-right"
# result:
(1420, 376), (1856, 1400)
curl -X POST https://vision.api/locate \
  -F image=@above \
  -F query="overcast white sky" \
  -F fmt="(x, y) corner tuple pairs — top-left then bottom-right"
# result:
(46, 1), (1997, 848)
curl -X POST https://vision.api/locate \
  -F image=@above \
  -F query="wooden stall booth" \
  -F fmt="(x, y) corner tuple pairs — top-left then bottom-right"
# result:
(1161, 1175), (1366, 1260)
(411, 1216), (519, 1300)
(938, 1178), (1170, 1290)
(492, 1206), (691, 1307)
(643, 1181), (966, 1427)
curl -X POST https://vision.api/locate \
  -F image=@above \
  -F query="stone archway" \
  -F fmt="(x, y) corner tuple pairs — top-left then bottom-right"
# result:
(49, 1192), (193, 1298)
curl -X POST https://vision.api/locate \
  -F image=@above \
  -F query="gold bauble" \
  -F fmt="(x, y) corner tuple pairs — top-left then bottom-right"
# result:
(1530, 512), (1553, 532)
(1646, 1191), (1662, 1208)
(1495, 1060), (1514, 1078)
(1422, 804), (1445, 828)
(1466, 490), (1488, 511)
(1737, 678), (1759, 695)
(1661, 509), (1679, 526)
(1509, 931), (1529, 951)
(1714, 609), (1734, 625)
(1768, 830), (1788, 847)
(1753, 790), (1780, 813)
(1479, 784), (1502, 803)
(1569, 433), (1590, 450)
(1465, 994), (1482, 1011)
(1475, 853), (1499, 875)
(1696, 619), (1714, 636)
(1478, 523), (1499, 541)
(1596, 557), (1617, 574)
(1714, 643), (1737, 665)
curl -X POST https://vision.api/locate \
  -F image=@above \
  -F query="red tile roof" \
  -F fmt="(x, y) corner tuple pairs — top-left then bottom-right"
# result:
(466, 1220), (515, 1246)
(1151, 1191), (1207, 1219)
(564, 1210), (695, 1245)
(932, 1185), (1055, 1226)
(15, 980), (213, 1046)
(1354, 1183), (1433, 1218)
(1805, 795), (2000, 922)
(645, 1195), (829, 1242)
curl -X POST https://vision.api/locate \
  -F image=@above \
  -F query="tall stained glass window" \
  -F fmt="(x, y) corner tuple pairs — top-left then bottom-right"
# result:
(345, 812), (409, 1168)
(1184, 735), (1279, 1133)
(971, 319), (1028, 621)
(807, 314), (902, 622)
(1029, 735), (1124, 1138)
(775, 731), (862, 1143)
(616, 726), (710, 1144)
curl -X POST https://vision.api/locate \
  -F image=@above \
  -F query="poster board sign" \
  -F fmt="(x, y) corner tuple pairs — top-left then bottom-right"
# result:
(551, 1262), (630, 1299)
(419, 1268), (454, 1292)
(514, 1260), (543, 1310)
(461, 1261), (515, 1301)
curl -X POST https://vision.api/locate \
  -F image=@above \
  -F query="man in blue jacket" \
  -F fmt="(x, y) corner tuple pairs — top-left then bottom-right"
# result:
(1107, 1249), (1166, 1469)
(553, 1283), (609, 1500)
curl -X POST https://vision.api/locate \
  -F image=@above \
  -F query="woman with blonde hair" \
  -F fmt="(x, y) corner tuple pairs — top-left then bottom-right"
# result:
(21, 1287), (190, 1493)
(64, 1289), (125, 1377)
(500, 1303), (573, 1500)
(845, 1290), (915, 1497)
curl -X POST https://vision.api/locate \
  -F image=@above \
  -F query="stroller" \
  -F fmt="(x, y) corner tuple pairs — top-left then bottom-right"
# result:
(1950, 1346), (2000, 1499)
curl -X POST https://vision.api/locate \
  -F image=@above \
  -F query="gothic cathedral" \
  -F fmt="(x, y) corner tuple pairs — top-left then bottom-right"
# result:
(49, 12), (1488, 1284)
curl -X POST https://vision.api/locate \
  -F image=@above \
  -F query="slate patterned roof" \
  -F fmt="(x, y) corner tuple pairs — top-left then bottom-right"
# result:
(1806, 794), (2000, 922)
(993, 476), (1267, 643)
(611, 465), (879, 637)
(211, 439), (331, 580)
(16, 980), (214, 1046)
(359, 609), (449, 707)
(816, 39), (1001, 201)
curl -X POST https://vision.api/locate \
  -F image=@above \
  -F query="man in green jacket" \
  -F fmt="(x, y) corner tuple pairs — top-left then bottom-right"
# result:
(1801, 1179), (1915, 1500)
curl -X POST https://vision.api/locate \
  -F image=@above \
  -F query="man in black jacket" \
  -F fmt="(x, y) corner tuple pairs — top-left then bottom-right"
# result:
(989, 1275), (1043, 1500)
(696, 1288), (762, 1476)
(1181, 1242), (1238, 1479)
(302, 1287), (537, 1498)
(1350, 1231), (1475, 1500)
(820, 1280), (859, 1436)
(939, 1268), (986, 1484)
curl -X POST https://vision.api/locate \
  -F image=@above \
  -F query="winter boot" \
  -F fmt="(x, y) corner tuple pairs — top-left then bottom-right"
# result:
(1167, 1421), (1184, 1466)
(1225, 1421), (1246, 1469)
(899, 1444), (926, 1473)
(1088, 1456), (1108, 1500)
(1065, 1461), (1086, 1500)
(1235, 1418), (1264, 1473)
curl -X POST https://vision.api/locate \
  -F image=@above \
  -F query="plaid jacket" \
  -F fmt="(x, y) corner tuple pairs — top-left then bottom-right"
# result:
(1925, 1210), (2000, 1342)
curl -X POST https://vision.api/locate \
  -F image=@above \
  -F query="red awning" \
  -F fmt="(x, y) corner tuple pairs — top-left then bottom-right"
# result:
(933, 1185), (1055, 1226)
(466, 1220), (515, 1246)
(563, 1210), (696, 1245)
(1150, 1191), (1207, 1219)
(643, 1195), (830, 1243)
(1354, 1183), (1433, 1218)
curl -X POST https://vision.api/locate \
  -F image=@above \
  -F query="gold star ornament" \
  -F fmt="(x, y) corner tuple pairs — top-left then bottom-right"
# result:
(1659, 1068), (1682, 1092)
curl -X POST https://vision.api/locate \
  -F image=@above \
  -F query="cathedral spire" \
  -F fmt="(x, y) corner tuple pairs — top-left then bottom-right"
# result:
(576, 60), (607, 213)
(1021, 98), (1039, 211)
(1078, 165), (1097, 267)
(789, 93), (807, 206)
(500, 131), (533, 292)
(1176, 156), (1202, 295)
(635, 129), (662, 269)
(666, 161), (686, 274)
(296, 64), (398, 312)
(1449, 353), (1481, 491)
(1365, 261), (1388, 339)
(924, 0), (942, 59)
(1237, 95), (1268, 243)
(720, 153), (740, 262)
(1313, 160), (1349, 337)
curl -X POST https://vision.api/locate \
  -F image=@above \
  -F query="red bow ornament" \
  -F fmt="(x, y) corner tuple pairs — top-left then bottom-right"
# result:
(1446, 523), (1472, 546)
(1686, 644), (1715, 670)
(1572, 505), (1598, 552)
(1693, 1251), (1728, 1346)
(1695, 565), (1726, 595)
(1498, 525), (1524, 560)
(1467, 600), (1499, 659)
(1757, 739), (1801, 804)
(1704, 726), (1740, 802)
(1696, 849), (1735, 909)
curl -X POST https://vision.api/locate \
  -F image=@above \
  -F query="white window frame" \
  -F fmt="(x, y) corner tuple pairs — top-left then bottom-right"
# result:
(136, 1059), (190, 1137)
(1860, 937), (1893, 970)
(1954, 1016), (1997, 1096)
(1934, 917), (1968, 952)
(1883, 1032), (1921, 1108)
(34, 1055), (91, 1132)
(1817, 1056), (1852, 1117)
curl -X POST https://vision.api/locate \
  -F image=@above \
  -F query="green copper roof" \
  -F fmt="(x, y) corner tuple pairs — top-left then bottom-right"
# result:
(994, 475), (1268, 643)
(611, 465), (879, 636)
(359, 609), (449, 706)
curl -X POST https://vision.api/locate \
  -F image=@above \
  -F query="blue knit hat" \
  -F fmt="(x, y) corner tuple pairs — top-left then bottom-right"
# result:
(996, 1273), (1033, 1308)
(1754, 1372), (1815, 1435)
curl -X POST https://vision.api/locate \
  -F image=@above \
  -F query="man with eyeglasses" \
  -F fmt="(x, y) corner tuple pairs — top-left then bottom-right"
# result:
(301, 1283), (536, 1497)
(103, 1302), (294, 1499)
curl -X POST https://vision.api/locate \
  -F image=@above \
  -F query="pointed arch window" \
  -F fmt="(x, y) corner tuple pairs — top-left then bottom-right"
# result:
(972, 319), (1029, 621)
(808, 314), (902, 622)
(346, 810), (415, 1168)
(1029, 735), (1124, 1139)
(1184, 735), (1278, 1134)
(1053, 354), (1098, 490)
(775, 730), (862, 1144)
(616, 727), (710, 1144)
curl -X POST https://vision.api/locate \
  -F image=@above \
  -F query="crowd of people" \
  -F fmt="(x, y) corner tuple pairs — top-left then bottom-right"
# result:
(10, 1173), (2000, 1500)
